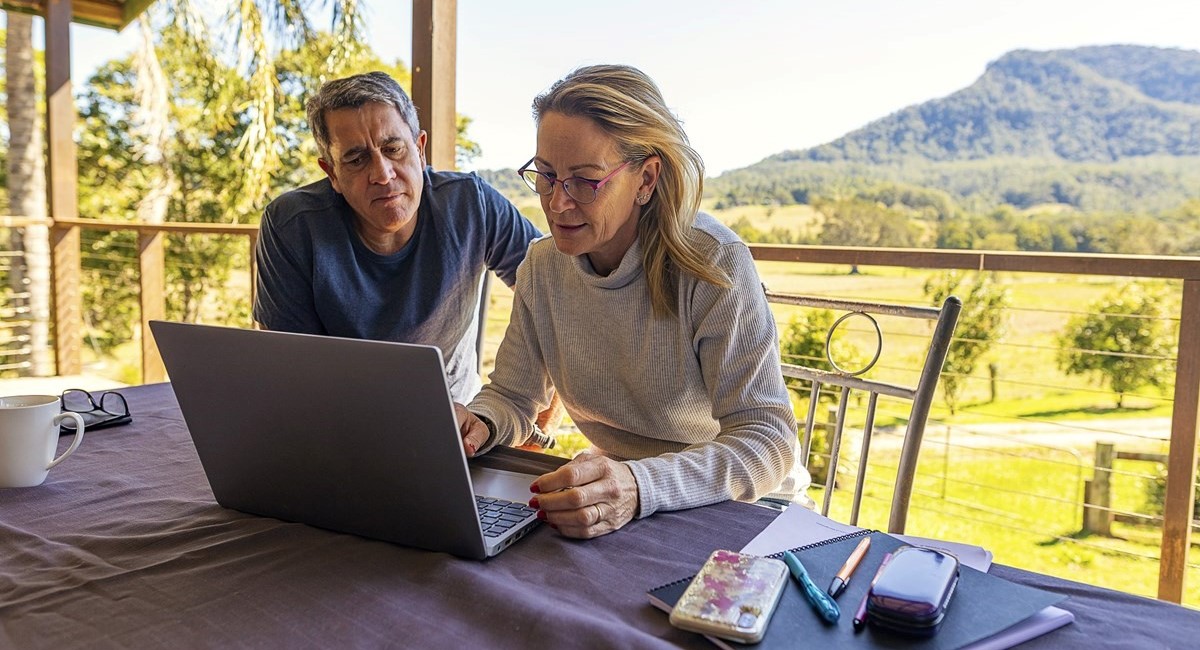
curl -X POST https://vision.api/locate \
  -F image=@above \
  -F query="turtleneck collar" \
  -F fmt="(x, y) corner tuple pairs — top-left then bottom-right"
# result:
(569, 235), (645, 289)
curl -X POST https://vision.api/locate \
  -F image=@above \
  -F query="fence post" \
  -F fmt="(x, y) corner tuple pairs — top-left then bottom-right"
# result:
(988, 362), (999, 403)
(1082, 442), (1114, 537)
(940, 424), (951, 499)
(822, 404), (837, 487)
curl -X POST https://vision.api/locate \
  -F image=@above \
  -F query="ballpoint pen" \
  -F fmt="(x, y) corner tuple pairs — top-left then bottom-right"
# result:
(828, 536), (871, 598)
(853, 551), (894, 632)
(782, 551), (840, 624)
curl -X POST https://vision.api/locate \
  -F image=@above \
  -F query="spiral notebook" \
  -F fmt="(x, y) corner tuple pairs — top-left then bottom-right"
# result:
(648, 530), (1070, 650)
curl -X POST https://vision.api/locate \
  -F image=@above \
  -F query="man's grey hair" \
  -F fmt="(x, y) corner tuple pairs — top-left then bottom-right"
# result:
(305, 71), (421, 161)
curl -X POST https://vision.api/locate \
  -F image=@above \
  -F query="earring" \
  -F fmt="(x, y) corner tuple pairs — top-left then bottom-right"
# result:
(636, 193), (650, 205)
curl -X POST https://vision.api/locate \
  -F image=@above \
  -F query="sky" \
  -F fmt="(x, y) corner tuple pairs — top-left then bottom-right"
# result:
(43, 0), (1200, 175)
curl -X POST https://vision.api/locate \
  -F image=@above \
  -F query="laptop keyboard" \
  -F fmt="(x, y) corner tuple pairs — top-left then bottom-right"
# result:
(475, 496), (537, 538)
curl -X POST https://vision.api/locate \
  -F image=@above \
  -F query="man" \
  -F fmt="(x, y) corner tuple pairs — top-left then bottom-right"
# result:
(254, 71), (543, 407)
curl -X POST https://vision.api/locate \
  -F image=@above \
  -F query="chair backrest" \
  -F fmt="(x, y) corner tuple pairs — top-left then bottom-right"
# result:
(475, 272), (493, 376)
(767, 291), (962, 534)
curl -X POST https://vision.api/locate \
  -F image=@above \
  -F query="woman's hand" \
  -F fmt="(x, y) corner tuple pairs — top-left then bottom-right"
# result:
(528, 453), (639, 539)
(454, 403), (490, 458)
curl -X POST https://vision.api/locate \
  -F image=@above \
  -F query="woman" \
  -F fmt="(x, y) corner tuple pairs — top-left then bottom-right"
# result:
(457, 64), (807, 538)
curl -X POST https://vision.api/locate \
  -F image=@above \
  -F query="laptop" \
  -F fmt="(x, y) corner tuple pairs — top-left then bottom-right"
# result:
(149, 320), (542, 560)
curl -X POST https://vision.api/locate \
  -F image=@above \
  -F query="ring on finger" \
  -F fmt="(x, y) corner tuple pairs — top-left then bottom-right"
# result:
(591, 503), (603, 523)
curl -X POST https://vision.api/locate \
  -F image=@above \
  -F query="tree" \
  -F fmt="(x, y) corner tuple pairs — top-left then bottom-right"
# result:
(1057, 282), (1174, 408)
(76, 52), (247, 352)
(3, 11), (51, 376)
(72, 8), (479, 363)
(779, 309), (867, 376)
(130, 0), (362, 218)
(1014, 217), (1053, 251)
(924, 271), (1009, 414)
(140, 1), (480, 215)
(815, 197), (919, 248)
(778, 309), (865, 481)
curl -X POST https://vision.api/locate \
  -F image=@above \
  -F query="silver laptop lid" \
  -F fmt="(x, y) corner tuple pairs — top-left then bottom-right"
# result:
(149, 320), (536, 559)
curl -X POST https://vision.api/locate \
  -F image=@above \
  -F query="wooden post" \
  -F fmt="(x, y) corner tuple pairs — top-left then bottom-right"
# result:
(45, 0), (82, 375)
(248, 230), (259, 328)
(412, 0), (457, 171)
(1082, 442), (1114, 537)
(1158, 278), (1200, 602)
(49, 222), (80, 374)
(988, 362), (999, 403)
(138, 231), (166, 383)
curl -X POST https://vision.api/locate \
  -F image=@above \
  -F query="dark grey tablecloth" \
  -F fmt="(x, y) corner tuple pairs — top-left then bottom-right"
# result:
(2, 383), (1198, 649)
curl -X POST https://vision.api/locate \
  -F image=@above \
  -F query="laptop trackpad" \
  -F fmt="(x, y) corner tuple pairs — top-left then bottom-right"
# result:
(470, 466), (539, 503)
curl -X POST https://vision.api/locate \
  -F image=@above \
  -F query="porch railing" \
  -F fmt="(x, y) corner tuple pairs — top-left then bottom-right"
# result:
(47, 217), (260, 383)
(2, 216), (1197, 603)
(751, 244), (1200, 604)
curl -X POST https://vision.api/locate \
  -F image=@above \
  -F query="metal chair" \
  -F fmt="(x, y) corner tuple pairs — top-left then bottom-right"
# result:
(767, 291), (962, 534)
(475, 272), (493, 376)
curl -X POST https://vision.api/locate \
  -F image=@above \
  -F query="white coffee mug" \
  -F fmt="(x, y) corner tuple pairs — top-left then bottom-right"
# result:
(0, 395), (86, 488)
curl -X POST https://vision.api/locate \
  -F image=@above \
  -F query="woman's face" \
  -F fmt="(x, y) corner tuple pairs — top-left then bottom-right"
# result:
(532, 112), (656, 275)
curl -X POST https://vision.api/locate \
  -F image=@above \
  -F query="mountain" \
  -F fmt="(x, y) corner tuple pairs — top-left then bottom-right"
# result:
(707, 46), (1200, 214)
(772, 45), (1200, 164)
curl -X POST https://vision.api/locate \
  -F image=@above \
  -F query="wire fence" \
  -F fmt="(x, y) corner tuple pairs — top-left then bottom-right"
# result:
(1, 222), (34, 373)
(745, 259), (1197, 607)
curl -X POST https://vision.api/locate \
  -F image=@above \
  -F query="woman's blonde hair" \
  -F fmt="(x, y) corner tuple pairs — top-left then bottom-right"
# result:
(532, 64), (730, 317)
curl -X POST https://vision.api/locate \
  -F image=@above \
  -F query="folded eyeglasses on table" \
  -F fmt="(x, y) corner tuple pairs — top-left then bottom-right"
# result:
(60, 388), (132, 435)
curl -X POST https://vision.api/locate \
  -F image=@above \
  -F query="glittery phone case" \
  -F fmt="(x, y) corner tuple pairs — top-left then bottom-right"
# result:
(669, 549), (789, 643)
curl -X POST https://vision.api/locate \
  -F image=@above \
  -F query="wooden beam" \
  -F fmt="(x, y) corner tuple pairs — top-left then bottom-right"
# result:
(0, 1), (127, 30)
(137, 231), (166, 384)
(45, 0), (82, 375)
(53, 217), (260, 235)
(411, 0), (457, 171)
(750, 245), (1200, 280)
(1158, 278), (1200, 602)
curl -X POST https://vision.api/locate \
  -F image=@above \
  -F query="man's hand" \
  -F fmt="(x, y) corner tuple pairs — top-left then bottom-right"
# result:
(535, 389), (566, 434)
(526, 453), (639, 539)
(516, 390), (566, 452)
(453, 403), (490, 458)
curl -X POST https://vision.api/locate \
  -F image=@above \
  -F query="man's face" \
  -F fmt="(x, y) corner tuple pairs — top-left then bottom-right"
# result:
(318, 102), (427, 252)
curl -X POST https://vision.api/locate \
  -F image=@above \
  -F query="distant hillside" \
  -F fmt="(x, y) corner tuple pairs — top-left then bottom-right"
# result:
(476, 168), (526, 197)
(774, 45), (1200, 163)
(710, 156), (1200, 213)
(703, 46), (1200, 214)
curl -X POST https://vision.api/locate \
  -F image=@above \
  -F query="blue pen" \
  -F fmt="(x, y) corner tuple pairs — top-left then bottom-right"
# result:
(782, 550), (840, 624)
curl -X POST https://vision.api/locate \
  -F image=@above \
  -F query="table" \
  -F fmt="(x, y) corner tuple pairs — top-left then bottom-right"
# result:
(2, 383), (1198, 649)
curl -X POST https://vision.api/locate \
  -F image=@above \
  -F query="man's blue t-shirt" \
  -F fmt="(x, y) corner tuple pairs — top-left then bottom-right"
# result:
(253, 167), (543, 402)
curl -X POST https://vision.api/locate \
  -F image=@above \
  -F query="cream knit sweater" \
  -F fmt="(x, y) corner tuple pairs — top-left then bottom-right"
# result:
(470, 213), (806, 517)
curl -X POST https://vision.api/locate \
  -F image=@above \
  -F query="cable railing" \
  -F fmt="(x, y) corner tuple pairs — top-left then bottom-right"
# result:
(1, 216), (42, 374)
(745, 245), (1200, 606)
(1, 217), (1199, 605)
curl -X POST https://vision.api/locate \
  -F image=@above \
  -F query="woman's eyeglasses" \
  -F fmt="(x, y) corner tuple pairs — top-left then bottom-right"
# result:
(516, 158), (630, 204)
(60, 388), (132, 435)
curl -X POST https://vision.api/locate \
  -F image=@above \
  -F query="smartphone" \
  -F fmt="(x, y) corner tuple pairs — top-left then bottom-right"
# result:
(866, 545), (960, 636)
(669, 550), (789, 644)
